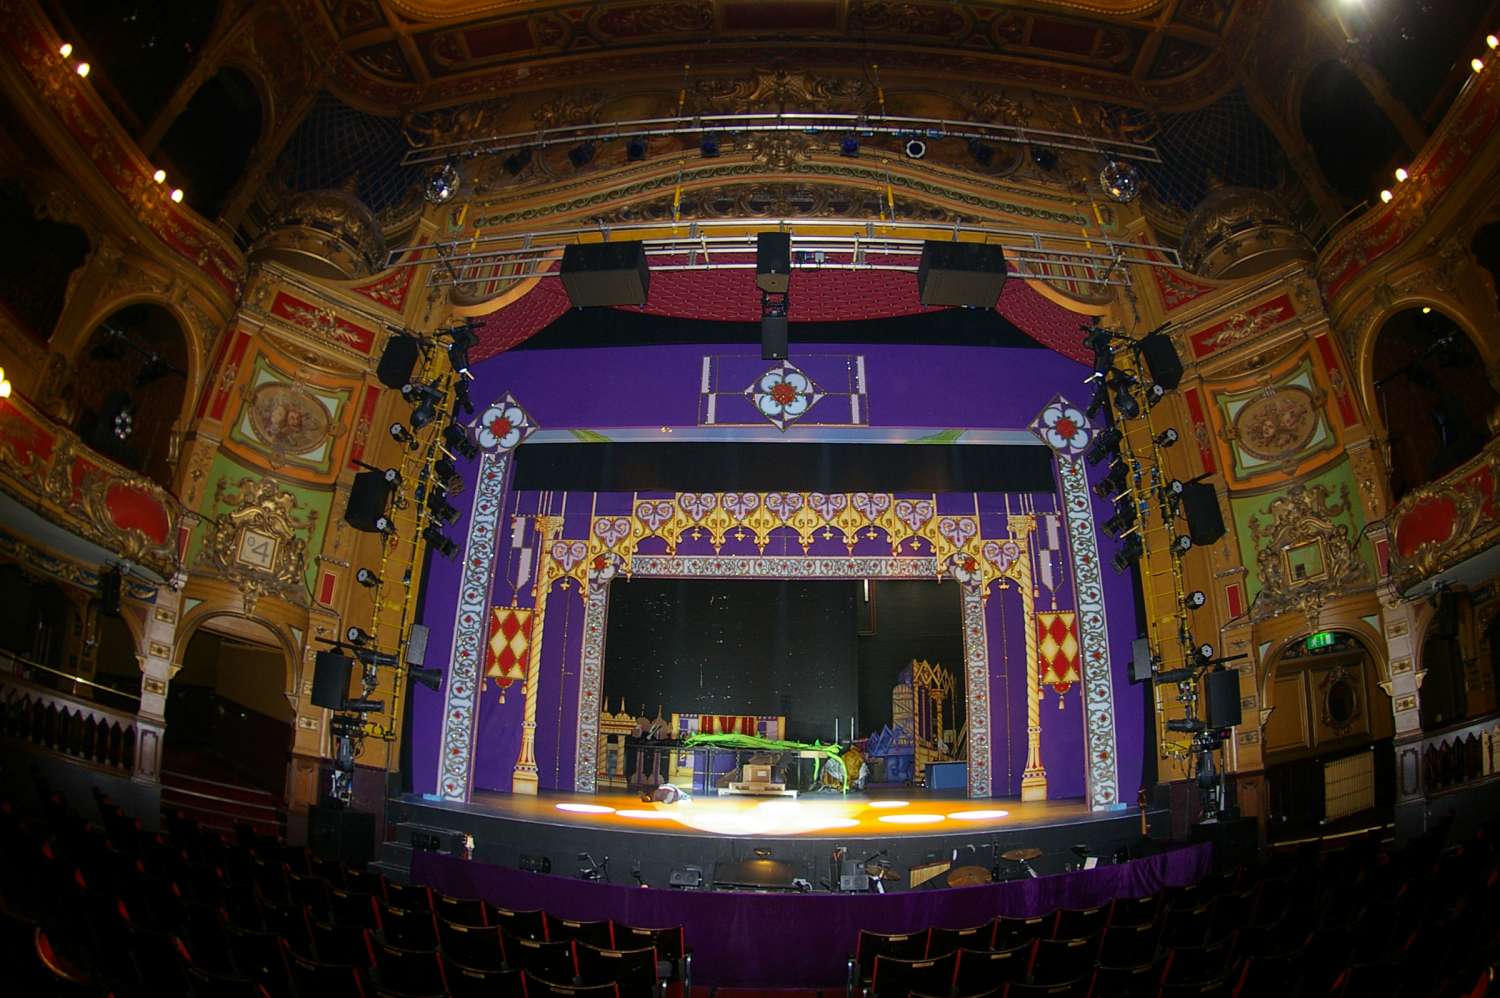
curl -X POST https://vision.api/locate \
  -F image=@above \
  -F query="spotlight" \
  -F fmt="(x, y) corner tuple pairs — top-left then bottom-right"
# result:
(1489, 34), (1498, 50)
(1155, 428), (1179, 448)
(1113, 383), (1140, 419)
(402, 381), (443, 406)
(170, 188), (183, 203)
(345, 626), (371, 646)
(355, 568), (381, 588)
(454, 379), (473, 415)
(389, 422), (416, 447)
(904, 137), (926, 159)
(1099, 160), (1141, 203)
(424, 162), (459, 204)
(1380, 189), (1393, 203)
(840, 135), (860, 157)
(1186, 590), (1207, 609)
(408, 666), (442, 692)
(1473, 58), (1486, 74)
(443, 423), (478, 459)
(1085, 382), (1110, 420)
(1145, 383), (1166, 407)
(1173, 534), (1193, 554)
(434, 458), (462, 494)
(1195, 642), (1215, 665)
(1031, 146), (1058, 171)
(58, 43), (72, 57)
(0, 372), (10, 398)
(626, 137), (647, 161)
(354, 648), (400, 668)
(700, 134), (720, 158)
(75, 62), (89, 77)
(504, 148), (532, 175)
(1394, 167), (1409, 183)
(1102, 505), (1137, 538)
(967, 138), (994, 167)
(410, 398), (438, 431)
(423, 525), (458, 558)
(374, 515), (395, 537)
(1086, 427), (1123, 465)
(152, 168), (166, 184)
(567, 142), (596, 168)
(1094, 463), (1129, 499)
(428, 496), (460, 526)
(1111, 534), (1144, 573)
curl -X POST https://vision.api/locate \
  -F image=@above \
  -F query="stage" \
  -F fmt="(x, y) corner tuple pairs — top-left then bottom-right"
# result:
(382, 788), (1172, 891)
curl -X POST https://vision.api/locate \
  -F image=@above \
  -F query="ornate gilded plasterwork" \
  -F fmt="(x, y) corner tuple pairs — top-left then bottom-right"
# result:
(198, 477), (319, 610)
(1247, 481), (1370, 622)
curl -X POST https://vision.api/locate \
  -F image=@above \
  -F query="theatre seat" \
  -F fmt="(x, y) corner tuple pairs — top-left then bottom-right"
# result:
(433, 895), (487, 927)
(365, 932), (448, 995)
(926, 922), (995, 957)
(574, 941), (659, 997)
(383, 880), (433, 912)
(854, 928), (927, 982)
(993, 913), (1053, 949)
(503, 935), (576, 981)
(488, 905), (547, 941)
(285, 948), (367, 998)
(952, 942), (1030, 994)
(446, 962), (524, 998)
(378, 903), (439, 950)
(1028, 933), (1100, 985)
(523, 972), (621, 998)
(437, 920), (505, 971)
(868, 950), (957, 998)
(549, 917), (614, 949)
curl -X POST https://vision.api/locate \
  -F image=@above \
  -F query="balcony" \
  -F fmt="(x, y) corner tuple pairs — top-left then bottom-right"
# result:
(0, 392), (181, 581)
(1388, 435), (1500, 596)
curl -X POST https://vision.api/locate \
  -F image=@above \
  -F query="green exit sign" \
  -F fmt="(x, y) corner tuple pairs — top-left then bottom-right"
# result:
(1306, 632), (1337, 651)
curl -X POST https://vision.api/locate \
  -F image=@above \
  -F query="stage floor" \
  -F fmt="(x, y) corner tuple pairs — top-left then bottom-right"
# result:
(458, 788), (1115, 839)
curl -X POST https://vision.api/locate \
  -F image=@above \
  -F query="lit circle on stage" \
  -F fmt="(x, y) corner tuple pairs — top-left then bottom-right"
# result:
(614, 809), (672, 820)
(948, 809), (1011, 821)
(555, 803), (615, 814)
(868, 800), (909, 809)
(878, 813), (946, 825)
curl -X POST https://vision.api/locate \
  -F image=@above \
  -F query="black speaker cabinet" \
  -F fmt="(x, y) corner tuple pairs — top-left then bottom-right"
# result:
(99, 567), (122, 617)
(1138, 331), (1184, 391)
(761, 314), (788, 360)
(310, 651), (353, 710)
(560, 241), (651, 306)
(1205, 668), (1243, 727)
(1191, 815), (1257, 868)
(1181, 481), (1226, 546)
(1132, 637), (1153, 682)
(345, 470), (395, 533)
(376, 334), (420, 390)
(308, 805), (376, 866)
(756, 232), (791, 293)
(917, 241), (1008, 307)
(405, 623), (430, 667)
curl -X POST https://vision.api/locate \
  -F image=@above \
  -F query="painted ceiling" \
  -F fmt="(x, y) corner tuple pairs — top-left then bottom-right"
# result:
(314, 0), (1257, 109)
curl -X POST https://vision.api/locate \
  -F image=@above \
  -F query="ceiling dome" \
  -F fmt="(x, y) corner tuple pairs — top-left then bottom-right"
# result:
(1178, 185), (1314, 280)
(249, 188), (387, 280)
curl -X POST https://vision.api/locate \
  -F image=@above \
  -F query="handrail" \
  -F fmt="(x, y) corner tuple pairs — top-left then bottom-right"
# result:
(0, 650), (141, 707)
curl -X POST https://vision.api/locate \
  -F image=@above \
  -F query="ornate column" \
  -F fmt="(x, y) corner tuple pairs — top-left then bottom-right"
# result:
(1011, 531), (1046, 801)
(134, 582), (181, 784)
(512, 515), (560, 796)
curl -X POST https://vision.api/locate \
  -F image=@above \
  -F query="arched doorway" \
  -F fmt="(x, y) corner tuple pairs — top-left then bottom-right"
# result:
(0, 563), (79, 671)
(1372, 307), (1498, 501)
(1299, 60), (1405, 206)
(1261, 631), (1396, 840)
(157, 67), (262, 219)
(165, 620), (293, 833)
(68, 303), (189, 488)
(0, 179), (90, 340)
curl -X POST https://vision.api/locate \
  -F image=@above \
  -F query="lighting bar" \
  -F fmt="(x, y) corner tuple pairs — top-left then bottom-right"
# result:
(399, 110), (1162, 168)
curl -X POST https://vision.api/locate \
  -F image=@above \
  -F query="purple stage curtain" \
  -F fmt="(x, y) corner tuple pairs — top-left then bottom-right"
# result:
(411, 843), (1212, 987)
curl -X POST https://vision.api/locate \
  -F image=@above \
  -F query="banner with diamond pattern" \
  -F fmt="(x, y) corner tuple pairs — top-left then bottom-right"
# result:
(1036, 610), (1080, 699)
(485, 607), (534, 702)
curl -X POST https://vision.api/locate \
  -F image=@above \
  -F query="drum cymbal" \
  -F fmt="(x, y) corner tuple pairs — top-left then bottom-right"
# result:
(864, 861), (901, 881)
(1002, 847), (1042, 862)
(945, 865), (992, 887)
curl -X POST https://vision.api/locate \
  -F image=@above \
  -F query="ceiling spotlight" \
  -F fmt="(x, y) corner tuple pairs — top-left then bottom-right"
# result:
(434, 458), (462, 494)
(170, 188), (184, 203)
(904, 137), (927, 159)
(152, 168), (166, 184)
(428, 496), (460, 526)
(424, 162), (460, 204)
(967, 138), (994, 167)
(504, 148), (532, 175)
(389, 422), (416, 447)
(1112, 534), (1144, 573)
(1086, 427), (1123, 465)
(1186, 590), (1207, 609)
(402, 381), (443, 406)
(1195, 642), (1215, 663)
(355, 568), (381, 588)
(1155, 428), (1179, 448)
(1173, 534), (1193, 554)
(1394, 167), (1409, 182)
(0, 376), (11, 399)
(374, 515), (396, 537)
(1380, 189), (1393, 203)
(1489, 34), (1498, 50)
(840, 135), (860, 158)
(1102, 505), (1137, 538)
(1422, 306), (1433, 314)
(345, 626), (371, 646)
(1473, 58), (1486, 74)
(1099, 160), (1141, 203)
(1145, 383), (1166, 406)
(75, 62), (90, 77)
(567, 142), (596, 168)
(1094, 463), (1129, 500)
(700, 134), (720, 158)
(423, 525), (458, 559)
(58, 43), (72, 57)
(1113, 383), (1141, 419)
(626, 137), (647, 161)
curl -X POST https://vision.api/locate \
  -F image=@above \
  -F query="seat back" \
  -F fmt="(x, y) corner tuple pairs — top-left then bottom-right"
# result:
(488, 905), (547, 941)
(288, 873), (333, 922)
(286, 949), (367, 998)
(548, 917), (614, 949)
(330, 889), (381, 930)
(993, 913), (1053, 949)
(379, 902), (439, 950)
(366, 933), (448, 995)
(433, 894), (487, 927)
(1098, 921), (1160, 968)
(1088, 956), (1166, 998)
(1052, 905), (1107, 940)
(447, 962), (524, 998)
(952, 943), (1030, 993)
(314, 919), (370, 967)
(186, 965), (271, 998)
(574, 940), (658, 995)
(869, 951), (957, 998)
(504, 935), (577, 981)
(521, 972), (620, 998)
(855, 928), (927, 981)
(438, 920), (505, 972)
(1029, 933), (1100, 985)
(383, 879), (433, 912)
(611, 923), (685, 968)
(260, 898), (314, 958)
(1108, 894), (1161, 927)
(1161, 932), (1237, 988)
(926, 923), (994, 957)
(226, 927), (289, 984)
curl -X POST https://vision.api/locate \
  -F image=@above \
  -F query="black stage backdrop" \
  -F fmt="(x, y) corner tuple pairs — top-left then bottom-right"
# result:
(602, 578), (964, 744)
(603, 578), (858, 743)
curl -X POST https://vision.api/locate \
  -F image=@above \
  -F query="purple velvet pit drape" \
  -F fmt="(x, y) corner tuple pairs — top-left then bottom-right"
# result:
(412, 843), (1212, 987)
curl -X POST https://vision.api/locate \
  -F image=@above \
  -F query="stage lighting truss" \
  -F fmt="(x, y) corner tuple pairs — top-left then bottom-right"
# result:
(393, 218), (1183, 297)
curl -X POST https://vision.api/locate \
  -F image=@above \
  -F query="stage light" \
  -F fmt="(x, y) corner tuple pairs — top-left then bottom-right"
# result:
(948, 809), (1010, 821)
(868, 800), (908, 809)
(0, 375), (10, 399)
(390, 421), (416, 446)
(170, 188), (183, 203)
(1380, 189), (1393, 203)
(904, 137), (926, 159)
(1094, 463), (1129, 500)
(374, 515), (395, 537)
(408, 666), (442, 692)
(443, 423), (479, 459)
(1085, 382), (1110, 420)
(424, 162), (459, 204)
(345, 626), (371, 646)
(1395, 167), (1409, 183)
(152, 168), (166, 183)
(423, 525), (458, 558)
(504, 148), (532, 175)
(1145, 383), (1166, 407)
(1086, 427), (1123, 465)
(434, 458), (463, 494)
(1186, 590), (1207, 609)
(410, 398), (438, 430)
(428, 497), (460, 526)
(840, 135), (860, 157)
(1112, 534), (1144, 572)
(1422, 306), (1433, 314)
(1102, 506), (1137, 538)
(58, 43), (72, 57)
(878, 813), (945, 824)
(355, 568), (381, 588)
(556, 803), (615, 814)
(1196, 642), (1215, 663)
(626, 137), (647, 161)
(1173, 534), (1193, 554)
(353, 648), (399, 668)
(1489, 34), (1498, 50)
(75, 62), (89, 77)
(1473, 58), (1486, 74)
(967, 138), (994, 167)
(1113, 382), (1140, 419)
(1099, 159), (1141, 203)
(700, 133), (720, 158)
(567, 142), (596, 168)
(1155, 428), (1179, 448)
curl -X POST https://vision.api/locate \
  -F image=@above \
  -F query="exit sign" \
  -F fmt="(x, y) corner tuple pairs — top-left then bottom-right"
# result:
(1306, 632), (1337, 651)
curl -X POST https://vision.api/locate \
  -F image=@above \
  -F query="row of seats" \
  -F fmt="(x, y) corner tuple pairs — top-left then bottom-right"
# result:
(852, 824), (1500, 997)
(0, 775), (690, 997)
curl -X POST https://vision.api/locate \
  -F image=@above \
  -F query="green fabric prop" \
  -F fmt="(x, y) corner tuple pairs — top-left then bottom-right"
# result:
(680, 732), (847, 790)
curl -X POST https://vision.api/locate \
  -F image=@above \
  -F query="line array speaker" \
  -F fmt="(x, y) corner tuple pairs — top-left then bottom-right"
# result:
(405, 623), (430, 668)
(761, 314), (788, 361)
(345, 470), (395, 533)
(756, 232), (791, 293)
(917, 241), (1008, 307)
(1181, 481), (1226, 546)
(561, 241), (651, 307)
(311, 651), (353, 710)
(376, 335), (421, 390)
(1138, 331), (1183, 391)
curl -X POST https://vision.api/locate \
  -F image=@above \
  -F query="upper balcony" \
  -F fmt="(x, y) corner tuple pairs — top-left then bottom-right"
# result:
(1389, 434), (1500, 597)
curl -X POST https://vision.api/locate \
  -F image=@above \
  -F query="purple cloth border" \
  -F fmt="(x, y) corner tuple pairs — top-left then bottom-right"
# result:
(411, 843), (1212, 987)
